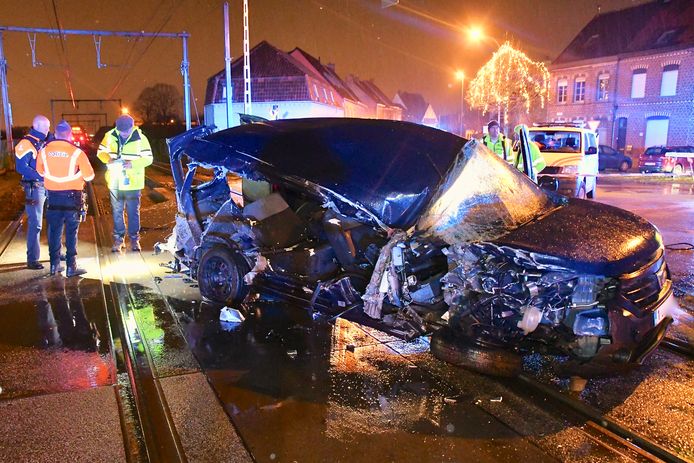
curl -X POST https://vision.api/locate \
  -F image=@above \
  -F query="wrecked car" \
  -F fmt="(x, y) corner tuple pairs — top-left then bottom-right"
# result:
(166, 118), (677, 376)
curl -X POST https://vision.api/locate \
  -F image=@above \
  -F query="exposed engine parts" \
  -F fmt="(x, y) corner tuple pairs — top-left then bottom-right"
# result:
(441, 243), (612, 358)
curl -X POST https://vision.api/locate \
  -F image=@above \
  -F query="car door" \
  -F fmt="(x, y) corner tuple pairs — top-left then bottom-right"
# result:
(599, 145), (612, 170)
(603, 145), (619, 169)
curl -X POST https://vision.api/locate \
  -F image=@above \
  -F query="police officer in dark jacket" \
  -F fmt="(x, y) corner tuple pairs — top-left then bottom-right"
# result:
(14, 115), (51, 269)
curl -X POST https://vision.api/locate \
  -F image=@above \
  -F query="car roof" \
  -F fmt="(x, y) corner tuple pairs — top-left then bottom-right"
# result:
(179, 118), (467, 229)
(529, 126), (586, 133)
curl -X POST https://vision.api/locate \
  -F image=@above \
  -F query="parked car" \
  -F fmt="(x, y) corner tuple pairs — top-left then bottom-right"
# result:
(528, 123), (599, 199)
(166, 118), (677, 376)
(598, 145), (632, 172)
(639, 146), (694, 174)
(70, 125), (90, 147)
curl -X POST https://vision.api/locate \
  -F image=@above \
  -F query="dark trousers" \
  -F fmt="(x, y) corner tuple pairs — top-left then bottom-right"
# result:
(109, 189), (141, 241)
(46, 190), (82, 267)
(22, 181), (46, 264)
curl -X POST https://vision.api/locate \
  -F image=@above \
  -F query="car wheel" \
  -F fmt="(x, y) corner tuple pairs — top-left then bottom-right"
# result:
(197, 246), (250, 305)
(673, 164), (684, 175)
(619, 160), (629, 172)
(430, 327), (521, 377)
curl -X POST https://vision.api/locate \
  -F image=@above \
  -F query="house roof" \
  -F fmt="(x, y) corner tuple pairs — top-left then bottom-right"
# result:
(394, 91), (429, 123)
(554, 0), (694, 64)
(206, 41), (312, 104)
(289, 48), (360, 101)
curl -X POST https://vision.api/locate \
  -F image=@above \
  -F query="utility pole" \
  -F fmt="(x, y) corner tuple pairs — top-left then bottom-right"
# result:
(0, 32), (13, 158)
(223, 2), (234, 128)
(242, 0), (252, 115)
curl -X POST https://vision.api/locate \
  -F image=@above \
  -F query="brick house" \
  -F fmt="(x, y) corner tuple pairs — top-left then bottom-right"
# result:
(205, 41), (400, 128)
(546, 0), (694, 157)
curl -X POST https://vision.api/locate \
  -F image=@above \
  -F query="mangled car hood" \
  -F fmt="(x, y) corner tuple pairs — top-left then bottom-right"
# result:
(174, 118), (466, 229)
(417, 140), (556, 243)
(493, 199), (663, 275)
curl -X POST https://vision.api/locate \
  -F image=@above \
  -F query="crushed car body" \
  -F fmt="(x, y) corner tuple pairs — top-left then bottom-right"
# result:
(166, 118), (678, 375)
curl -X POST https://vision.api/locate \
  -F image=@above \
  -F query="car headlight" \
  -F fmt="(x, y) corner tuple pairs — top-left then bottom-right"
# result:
(561, 165), (579, 174)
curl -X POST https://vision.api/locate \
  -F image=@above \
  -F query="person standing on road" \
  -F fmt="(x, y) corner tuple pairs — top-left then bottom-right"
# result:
(14, 115), (51, 270)
(481, 120), (512, 162)
(96, 115), (153, 252)
(36, 121), (94, 277)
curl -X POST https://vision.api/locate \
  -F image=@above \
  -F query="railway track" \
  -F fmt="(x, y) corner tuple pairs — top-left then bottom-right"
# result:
(85, 183), (187, 463)
(513, 373), (691, 463)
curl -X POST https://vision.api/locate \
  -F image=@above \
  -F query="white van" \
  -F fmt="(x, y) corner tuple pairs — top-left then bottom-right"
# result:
(528, 123), (599, 199)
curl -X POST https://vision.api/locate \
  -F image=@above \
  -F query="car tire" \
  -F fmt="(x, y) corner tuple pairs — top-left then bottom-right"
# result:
(430, 327), (521, 377)
(619, 160), (629, 172)
(673, 164), (684, 175)
(197, 245), (250, 305)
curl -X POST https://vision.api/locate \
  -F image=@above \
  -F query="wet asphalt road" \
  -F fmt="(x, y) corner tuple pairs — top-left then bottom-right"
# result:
(0, 175), (692, 462)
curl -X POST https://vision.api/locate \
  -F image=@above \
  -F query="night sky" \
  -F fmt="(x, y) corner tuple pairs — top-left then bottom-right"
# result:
(2, 0), (648, 126)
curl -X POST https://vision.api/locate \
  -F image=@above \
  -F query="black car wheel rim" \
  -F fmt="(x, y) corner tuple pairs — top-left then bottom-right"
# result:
(201, 256), (234, 300)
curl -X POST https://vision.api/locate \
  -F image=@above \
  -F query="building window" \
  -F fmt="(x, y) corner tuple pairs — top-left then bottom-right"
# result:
(660, 64), (679, 96)
(645, 116), (669, 148)
(323, 88), (329, 101)
(330, 91), (335, 104)
(557, 79), (567, 103)
(574, 77), (586, 103)
(631, 69), (647, 98)
(597, 73), (609, 101)
(312, 83), (319, 100)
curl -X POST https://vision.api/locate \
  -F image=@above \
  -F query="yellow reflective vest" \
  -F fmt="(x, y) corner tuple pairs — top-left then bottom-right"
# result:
(482, 134), (512, 162)
(513, 141), (547, 174)
(97, 127), (153, 191)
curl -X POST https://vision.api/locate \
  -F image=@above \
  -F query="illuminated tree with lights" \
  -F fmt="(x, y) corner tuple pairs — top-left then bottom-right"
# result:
(467, 42), (550, 127)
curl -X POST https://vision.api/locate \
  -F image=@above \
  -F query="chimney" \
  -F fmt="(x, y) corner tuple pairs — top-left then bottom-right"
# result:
(327, 63), (336, 72)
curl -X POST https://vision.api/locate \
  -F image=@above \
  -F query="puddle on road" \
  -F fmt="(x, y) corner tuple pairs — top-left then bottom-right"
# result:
(164, 297), (554, 463)
(0, 277), (114, 398)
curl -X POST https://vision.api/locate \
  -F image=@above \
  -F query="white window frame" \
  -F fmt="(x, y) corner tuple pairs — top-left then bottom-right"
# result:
(631, 69), (647, 99)
(574, 77), (586, 103)
(557, 79), (567, 103)
(597, 73), (609, 101)
(660, 65), (678, 96)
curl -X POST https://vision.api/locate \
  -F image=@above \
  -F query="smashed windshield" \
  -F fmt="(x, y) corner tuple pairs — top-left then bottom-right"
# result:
(529, 130), (582, 153)
(417, 140), (557, 244)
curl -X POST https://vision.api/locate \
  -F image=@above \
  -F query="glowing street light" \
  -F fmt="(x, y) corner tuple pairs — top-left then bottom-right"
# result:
(467, 26), (484, 43)
(121, 106), (129, 115)
(466, 25), (500, 48)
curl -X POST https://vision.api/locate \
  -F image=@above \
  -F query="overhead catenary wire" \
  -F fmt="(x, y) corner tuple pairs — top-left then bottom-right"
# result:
(107, 0), (183, 99)
(49, 0), (76, 107)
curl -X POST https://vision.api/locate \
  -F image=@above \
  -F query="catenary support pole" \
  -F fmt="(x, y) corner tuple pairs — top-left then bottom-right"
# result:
(181, 34), (191, 130)
(0, 32), (14, 158)
(223, 2), (233, 128)
(243, 0), (252, 115)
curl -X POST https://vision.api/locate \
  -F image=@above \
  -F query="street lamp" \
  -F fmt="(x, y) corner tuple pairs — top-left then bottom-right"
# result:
(466, 25), (501, 48)
(455, 70), (465, 136)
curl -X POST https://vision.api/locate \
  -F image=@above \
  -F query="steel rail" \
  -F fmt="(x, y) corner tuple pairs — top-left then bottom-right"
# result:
(0, 217), (21, 260)
(516, 373), (690, 463)
(87, 183), (187, 463)
(660, 337), (694, 359)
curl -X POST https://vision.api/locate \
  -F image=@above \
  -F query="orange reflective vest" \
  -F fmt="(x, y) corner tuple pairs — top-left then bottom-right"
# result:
(36, 140), (95, 191)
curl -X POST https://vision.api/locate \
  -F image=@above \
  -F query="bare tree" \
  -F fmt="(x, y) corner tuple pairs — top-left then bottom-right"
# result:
(134, 83), (181, 124)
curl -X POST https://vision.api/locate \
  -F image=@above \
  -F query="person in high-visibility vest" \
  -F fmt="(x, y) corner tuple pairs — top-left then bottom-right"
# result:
(481, 120), (512, 162)
(36, 121), (95, 277)
(97, 115), (153, 252)
(512, 124), (547, 175)
(14, 115), (51, 269)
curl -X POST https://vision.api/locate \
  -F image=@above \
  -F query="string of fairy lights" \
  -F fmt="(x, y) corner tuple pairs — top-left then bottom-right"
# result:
(467, 42), (551, 125)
